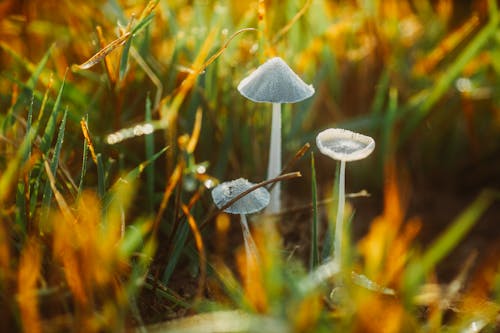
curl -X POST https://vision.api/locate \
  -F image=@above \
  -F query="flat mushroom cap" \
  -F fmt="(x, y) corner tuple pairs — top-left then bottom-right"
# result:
(237, 57), (315, 103)
(211, 178), (270, 214)
(316, 128), (375, 162)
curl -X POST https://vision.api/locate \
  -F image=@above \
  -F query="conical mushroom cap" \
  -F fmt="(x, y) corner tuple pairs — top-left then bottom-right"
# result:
(211, 178), (270, 214)
(238, 57), (315, 103)
(316, 128), (375, 162)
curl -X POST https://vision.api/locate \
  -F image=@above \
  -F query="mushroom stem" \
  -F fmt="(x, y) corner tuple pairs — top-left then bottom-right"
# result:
(240, 214), (258, 260)
(334, 160), (346, 269)
(240, 214), (259, 265)
(267, 102), (282, 213)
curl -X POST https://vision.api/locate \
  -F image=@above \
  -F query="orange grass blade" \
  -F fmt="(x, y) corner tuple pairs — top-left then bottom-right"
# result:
(185, 108), (202, 153)
(153, 162), (183, 233)
(167, 28), (218, 114)
(137, 0), (159, 22)
(358, 160), (415, 283)
(413, 14), (480, 76)
(80, 118), (98, 164)
(181, 203), (206, 300)
(75, 30), (131, 70)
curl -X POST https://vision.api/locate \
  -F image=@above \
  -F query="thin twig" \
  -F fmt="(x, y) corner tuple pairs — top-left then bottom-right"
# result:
(268, 142), (310, 191)
(271, 190), (371, 216)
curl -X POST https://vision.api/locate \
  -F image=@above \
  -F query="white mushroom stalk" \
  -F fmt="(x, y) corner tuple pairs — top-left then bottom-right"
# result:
(316, 128), (375, 269)
(211, 178), (270, 272)
(267, 102), (282, 213)
(238, 57), (314, 214)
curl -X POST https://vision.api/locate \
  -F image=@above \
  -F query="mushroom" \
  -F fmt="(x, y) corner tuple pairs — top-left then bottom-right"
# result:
(238, 57), (314, 213)
(316, 128), (375, 268)
(211, 178), (270, 265)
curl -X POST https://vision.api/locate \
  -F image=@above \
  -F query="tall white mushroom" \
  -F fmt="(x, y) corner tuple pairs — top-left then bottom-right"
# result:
(211, 178), (270, 266)
(238, 57), (314, 213)
(316, 128), (375, 269)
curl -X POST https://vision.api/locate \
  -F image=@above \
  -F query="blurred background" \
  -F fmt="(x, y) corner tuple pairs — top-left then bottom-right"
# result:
(1, 0), (499, 331)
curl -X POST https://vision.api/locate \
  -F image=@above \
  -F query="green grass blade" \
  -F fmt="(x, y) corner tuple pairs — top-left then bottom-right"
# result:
(405, 190), (496, 297)
(0, 127), (37, 204)
(145, 96), (155, 214)
(26, 44), (54, 89)
(1, 43), (54, 132)
(119, 146), (167, 184)
(131, 12), (155, 35)
(162, 222), (190, 285)
(310, 152), (319, 270)
(15, 95), (36, 231)
(119, 37), (133, 81)
(41, 107), (68, 216)
(40, 71), (67, 154)
(322, 162), (340, 261)
(117, 11), (157, 83)
(380, 87), (398, 169)
(421, 190), (495, 275)
(103, 147), (166, 218)
(119, 223), (148, 259)
(370, 68), (390, 116)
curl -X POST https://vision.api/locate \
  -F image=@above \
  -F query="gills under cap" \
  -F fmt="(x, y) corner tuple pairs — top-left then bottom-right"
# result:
(316, 128), (375, 162)
(237, 57), (315, 104)
(211, 178), (270, 215)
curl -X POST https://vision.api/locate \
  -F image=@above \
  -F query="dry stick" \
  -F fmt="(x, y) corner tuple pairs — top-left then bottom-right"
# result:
(268, 142), (310, 192)
(199, 171), (302, 231)
(273, 190), (371, 216)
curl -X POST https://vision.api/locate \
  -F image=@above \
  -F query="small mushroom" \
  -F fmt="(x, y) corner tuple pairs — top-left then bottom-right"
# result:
(316, 128), (375, 268)
(211, 178), (270, 265)
(238, 57), (314, 213)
